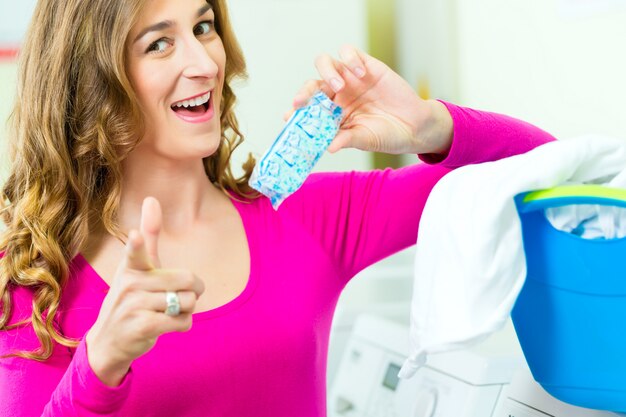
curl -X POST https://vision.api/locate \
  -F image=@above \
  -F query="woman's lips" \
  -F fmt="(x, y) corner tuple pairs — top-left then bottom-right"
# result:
(171, 95), (214, 124)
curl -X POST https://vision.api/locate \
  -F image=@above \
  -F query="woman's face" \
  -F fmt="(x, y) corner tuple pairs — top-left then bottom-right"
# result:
(127, 0), (225, 161)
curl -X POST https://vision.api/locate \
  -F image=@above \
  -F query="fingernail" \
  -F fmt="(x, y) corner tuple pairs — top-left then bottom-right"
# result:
(354, 67), (366, 78)
(330, 78), (343, 92)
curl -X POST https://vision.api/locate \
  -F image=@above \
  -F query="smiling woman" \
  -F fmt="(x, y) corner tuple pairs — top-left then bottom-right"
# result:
(0, 0), (256, 412)
(0, 0), (558, 416)
(0, 0), (251, 358)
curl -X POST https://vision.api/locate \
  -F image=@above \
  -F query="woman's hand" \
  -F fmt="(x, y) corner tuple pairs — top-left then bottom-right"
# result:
(85, 197), (205, 386)
(287, 45), (453, 156)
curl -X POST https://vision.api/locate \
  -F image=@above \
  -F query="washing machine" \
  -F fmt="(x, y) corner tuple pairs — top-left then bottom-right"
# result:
(328, 314), (523, 417)
(493, 363), (626, 417)
(328, 250), (415, 387)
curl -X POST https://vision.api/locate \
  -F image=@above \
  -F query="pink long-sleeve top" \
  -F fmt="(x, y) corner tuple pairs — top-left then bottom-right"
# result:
(0, 102), (555, 416)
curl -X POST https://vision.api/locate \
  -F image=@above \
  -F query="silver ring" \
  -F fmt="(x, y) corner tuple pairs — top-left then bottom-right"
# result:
(164, 291), (181, 316)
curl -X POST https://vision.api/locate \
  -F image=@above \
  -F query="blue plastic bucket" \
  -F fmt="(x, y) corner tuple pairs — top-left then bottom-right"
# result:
(513, 185), (626, 412)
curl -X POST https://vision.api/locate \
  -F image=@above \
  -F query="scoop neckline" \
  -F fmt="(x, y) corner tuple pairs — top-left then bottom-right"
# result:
(73, 197), (258, 322)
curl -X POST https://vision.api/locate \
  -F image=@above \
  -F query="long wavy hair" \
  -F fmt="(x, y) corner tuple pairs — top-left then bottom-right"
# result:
(0, 0), (256, 361)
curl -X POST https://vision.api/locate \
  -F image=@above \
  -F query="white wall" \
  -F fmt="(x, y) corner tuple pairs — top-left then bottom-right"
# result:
(395, 0), (459, 101)
(397, 0), (626, 140)
(456, 0), (626, 140)
(0, 0), (35, 180)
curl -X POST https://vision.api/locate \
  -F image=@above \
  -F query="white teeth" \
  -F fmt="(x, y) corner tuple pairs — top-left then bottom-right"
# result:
(172, 92), (211, 108)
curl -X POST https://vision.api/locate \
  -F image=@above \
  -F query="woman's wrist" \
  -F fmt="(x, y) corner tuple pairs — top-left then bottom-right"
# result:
(421, 99), (454, 155)
(86, 331), (131, 387)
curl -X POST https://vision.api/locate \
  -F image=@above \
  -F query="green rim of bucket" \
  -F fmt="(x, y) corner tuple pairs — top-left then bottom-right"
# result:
(523, 184), (626, 204)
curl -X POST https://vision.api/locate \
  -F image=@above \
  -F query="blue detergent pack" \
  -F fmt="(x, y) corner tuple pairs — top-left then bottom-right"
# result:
(513, 185), (626, 413)
(249, 91), (343, 209)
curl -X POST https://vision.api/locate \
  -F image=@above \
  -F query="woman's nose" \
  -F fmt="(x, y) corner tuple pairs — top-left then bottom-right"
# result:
(180, 37), (219, 79)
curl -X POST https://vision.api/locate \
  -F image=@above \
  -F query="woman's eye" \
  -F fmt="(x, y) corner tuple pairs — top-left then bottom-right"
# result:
(146, 39), (171, 54)
(193, 21), (214, 37)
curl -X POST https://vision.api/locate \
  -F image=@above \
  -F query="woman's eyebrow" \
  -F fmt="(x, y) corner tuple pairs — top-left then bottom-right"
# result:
(133, 4), (213, 44)
(133, 21), (174, 44)
(197, 3), (213, 18)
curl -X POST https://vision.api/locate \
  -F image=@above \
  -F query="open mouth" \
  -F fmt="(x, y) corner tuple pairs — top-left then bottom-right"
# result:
(171, 91), (211, 117)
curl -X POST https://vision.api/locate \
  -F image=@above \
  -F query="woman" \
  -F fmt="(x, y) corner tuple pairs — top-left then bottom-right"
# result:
(0, 0), (555, 415)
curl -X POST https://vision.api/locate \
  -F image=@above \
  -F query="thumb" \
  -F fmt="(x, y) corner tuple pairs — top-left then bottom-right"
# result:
(140, 197), (162, 268)
(328, 126), (371, 153)
(327, 130), (352, 153)
(125, 230), (154, 271)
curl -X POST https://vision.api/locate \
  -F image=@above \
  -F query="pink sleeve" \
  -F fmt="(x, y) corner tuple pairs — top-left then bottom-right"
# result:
(281, 102), (556, 281)
(0, 287), (132, 417)
(420, 101), (556, 167)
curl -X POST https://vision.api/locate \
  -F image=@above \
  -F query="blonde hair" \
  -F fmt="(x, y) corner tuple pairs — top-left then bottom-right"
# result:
(0, 0), (255, 361)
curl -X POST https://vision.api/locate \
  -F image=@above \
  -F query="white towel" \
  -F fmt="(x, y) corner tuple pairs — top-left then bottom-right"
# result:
(399, 135), (626, 378)
(545, 166), (626, 239)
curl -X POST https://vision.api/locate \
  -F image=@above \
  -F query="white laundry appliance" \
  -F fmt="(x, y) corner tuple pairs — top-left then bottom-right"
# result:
(493, 364), (626, 417)
(329, 314), (624, 417)
(329, 314), (523, 417)
(328, 250), (414, 386)
(328, 301), (410, 387)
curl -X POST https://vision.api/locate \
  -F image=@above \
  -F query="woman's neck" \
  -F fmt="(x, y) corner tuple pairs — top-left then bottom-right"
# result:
(118, 156), (227, 237)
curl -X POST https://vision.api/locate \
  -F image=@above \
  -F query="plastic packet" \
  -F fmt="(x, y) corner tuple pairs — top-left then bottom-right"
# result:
(249, 91), (343, 209)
